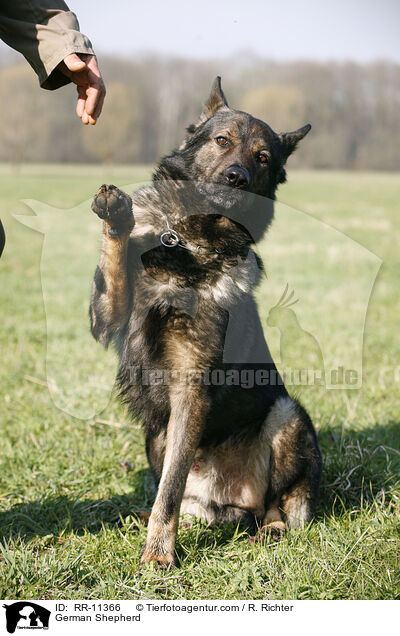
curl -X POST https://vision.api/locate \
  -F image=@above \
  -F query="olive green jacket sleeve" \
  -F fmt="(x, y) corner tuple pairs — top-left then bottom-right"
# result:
(0, 0), (94, 90)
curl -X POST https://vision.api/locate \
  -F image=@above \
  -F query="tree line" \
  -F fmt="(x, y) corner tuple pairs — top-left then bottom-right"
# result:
(0, 52), (399, 169)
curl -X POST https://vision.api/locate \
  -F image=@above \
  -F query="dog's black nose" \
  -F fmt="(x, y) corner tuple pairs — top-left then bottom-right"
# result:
(224, 165), (250, 188)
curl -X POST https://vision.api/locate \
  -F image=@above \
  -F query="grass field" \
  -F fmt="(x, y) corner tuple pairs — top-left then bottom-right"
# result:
(0, 164), (399, 600)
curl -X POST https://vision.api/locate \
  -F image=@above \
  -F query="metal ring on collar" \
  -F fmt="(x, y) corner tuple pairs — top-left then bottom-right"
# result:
(160, 230), (180, 247)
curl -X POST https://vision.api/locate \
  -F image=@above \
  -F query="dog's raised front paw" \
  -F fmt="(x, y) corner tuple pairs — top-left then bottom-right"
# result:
(91, 184), (134, 233)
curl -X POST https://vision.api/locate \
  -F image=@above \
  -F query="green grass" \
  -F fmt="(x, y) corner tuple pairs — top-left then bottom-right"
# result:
(0, 165), (399, 599)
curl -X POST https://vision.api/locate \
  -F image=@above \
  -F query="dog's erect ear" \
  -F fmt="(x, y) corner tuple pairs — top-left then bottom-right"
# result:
(189, 77), (229, 132)
(201, 76), (229, 121)
(280, 124), (311, 161)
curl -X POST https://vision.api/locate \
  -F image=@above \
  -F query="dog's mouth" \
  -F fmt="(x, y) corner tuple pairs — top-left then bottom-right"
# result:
(196, 182), (247, 209)
(191, 175), (273, 242)
(195, 176), (254, 210)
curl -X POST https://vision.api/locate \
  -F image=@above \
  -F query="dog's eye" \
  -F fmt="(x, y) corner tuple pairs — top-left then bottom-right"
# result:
(215, 136), (229, 147)
(258, 152), (269, 164)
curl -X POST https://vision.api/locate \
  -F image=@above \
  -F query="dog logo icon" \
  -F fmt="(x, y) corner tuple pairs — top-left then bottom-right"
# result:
(3, 602), (50, 634)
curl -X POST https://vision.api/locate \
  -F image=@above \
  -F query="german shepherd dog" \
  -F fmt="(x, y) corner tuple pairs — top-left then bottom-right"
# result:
(89, 77), (322, 567)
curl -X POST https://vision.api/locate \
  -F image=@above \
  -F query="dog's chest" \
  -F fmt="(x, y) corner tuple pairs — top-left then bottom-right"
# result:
(130, 233), (261, 313)
(130, 200), (262, 310)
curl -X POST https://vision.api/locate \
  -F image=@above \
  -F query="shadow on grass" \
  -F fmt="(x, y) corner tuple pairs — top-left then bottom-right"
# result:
(0, 468), (154, 542)
(0, 422), (399, 543)
(316, 419), (400, 519)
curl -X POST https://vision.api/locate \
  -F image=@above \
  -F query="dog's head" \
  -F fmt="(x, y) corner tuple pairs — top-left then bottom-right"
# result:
(172, 77), (310, 210)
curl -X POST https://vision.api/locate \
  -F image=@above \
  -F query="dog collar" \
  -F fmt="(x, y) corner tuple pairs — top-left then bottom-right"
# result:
(160, 225), (198, 252)
(160, 217), (223, 255)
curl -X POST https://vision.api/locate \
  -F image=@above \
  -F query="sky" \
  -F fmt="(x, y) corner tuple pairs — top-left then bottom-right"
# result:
(0, 0), (399, 63)
(70, 0), (400, 62)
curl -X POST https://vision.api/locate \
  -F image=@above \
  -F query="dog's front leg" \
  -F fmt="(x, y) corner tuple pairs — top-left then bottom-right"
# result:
(141, 384), (208, 567)
(90, 184), (134, 346)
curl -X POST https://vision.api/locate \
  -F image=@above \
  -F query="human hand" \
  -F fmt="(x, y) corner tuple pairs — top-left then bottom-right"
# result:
(59, 53), (106, 125)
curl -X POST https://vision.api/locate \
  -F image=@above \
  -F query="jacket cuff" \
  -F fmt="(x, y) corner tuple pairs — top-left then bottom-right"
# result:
(34, 10), (94, 90)
(39, 36), (94, 90)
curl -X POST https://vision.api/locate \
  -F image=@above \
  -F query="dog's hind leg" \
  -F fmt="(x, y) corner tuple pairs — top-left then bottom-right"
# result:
(89, 184), (134, 346)
(140, 383), (209, 568)
(261, 396), (321, 537)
